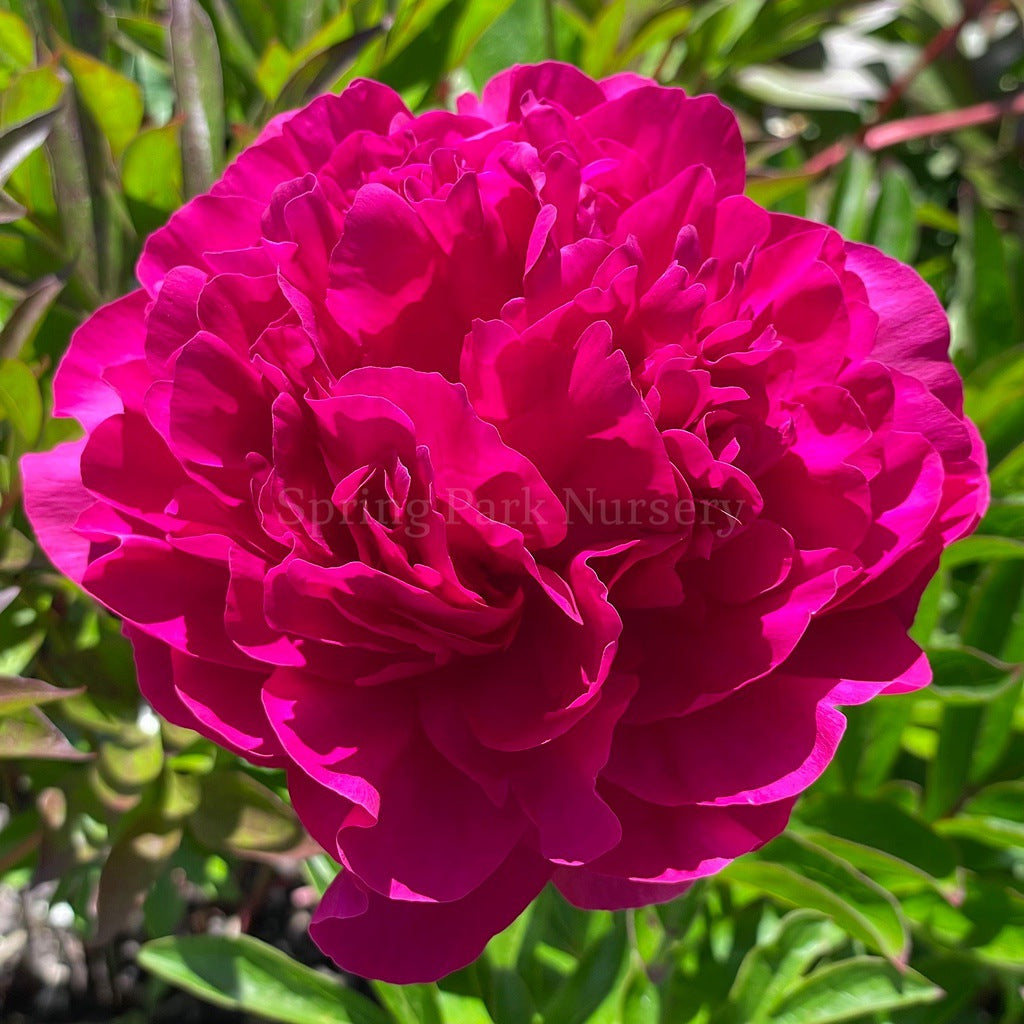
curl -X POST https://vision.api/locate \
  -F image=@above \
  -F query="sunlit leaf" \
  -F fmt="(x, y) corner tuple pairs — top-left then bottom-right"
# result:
(0, 707), (88, 760)
(188, 769), (304, 858)
(63, 47), (144, 157)
(768, 957), (942, 1024)
(138, 934), (389, 1024)
(0, 676), (83, 717)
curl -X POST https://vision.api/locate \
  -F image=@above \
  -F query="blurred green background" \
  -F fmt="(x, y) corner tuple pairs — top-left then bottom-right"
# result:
(0, 1), (1023, 1022)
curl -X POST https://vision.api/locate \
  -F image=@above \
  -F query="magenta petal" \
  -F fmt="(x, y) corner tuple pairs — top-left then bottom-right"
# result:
(265, 669), (525, 902)
(310, 847), (551, 983)
(845, 242), (964, 413)
(130, 629), (282, 763)
(22, 441), (95, 584)
(554, 868), (689, 910)
(605, 673), (845, 806)
(18, 64), (987, 983)
(53, 290), (149, 429)
(463, 61), (607, 122)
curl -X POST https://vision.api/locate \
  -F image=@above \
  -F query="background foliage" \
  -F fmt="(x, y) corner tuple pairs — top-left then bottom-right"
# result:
(0, 0), (1022, 1021)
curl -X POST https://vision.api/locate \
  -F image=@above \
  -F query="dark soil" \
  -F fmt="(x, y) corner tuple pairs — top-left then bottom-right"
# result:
(0, 869), (349, 1024)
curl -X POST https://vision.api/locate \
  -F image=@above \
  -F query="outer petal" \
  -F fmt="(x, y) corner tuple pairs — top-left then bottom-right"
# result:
(310, 848), (552, 983)
(458, 62), (607, 122)
(264, 670), (525, 903)
(138, 82), (409, 292)
(845, 242), (963, 413)
(554, 868), (689, 911)
(605, 673), (845, 807)
(22, 441), (94, 584)
(130, 629), (283, 763)
(53, 290), (149, 429)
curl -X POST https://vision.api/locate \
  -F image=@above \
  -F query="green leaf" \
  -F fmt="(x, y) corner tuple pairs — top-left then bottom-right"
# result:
(256, 41), (293, 102)
(745, 173), (813, 210)
(942, 535), (1024, 568)
(122, 122), (184, 233)
(169, 0), (225, 197)
(620, 955), (661, 1024)
(63, 47), (144, 158)
(928, 647), (1021, 704)
(542, 915), (628, 1024)
(96, 824), (183, 944)
(0, 68), (64, 223)
(274, 25), (386, 112)
(954, 190), (1023, 369)
(0, 188), (25, 224)
(138, 934), (389, 1024)
(937, 782), (1024, 851)
(114, 15), (169, 58)
(188, 770), (303, 857)
(372, 982), (443, 1024)
(436, 992), (495, 1024)
(464, 0), (551, 88)
(0, 358), (42, 446)
(828, 149), (875, 242)
(0, 676), (83, 717)
(0, 12), (34, 78)
(868, 165), (918, 263)
(797, 796), (957, 896)
(727, 911), (845, 1024)
(0, 707), (88, 760)
(0, 808), (40, 874)
(304, 853), (341, 897)
(768, 957), (942, 1024)
(0, 105), (60, 188)
(725, 835), (908, 961)
(44, 70), (100, 296)
(902, 882), (1024, 971)
(98, 733), (164, 792)
(0, 274), (65, 362)
(924, 704), (982, 821)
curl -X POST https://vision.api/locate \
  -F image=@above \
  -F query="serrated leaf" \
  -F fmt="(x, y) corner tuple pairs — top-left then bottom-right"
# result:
(138, 934), (389, 1024)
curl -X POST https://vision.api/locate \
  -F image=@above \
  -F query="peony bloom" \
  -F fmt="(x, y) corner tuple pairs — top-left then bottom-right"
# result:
(25, 63), (987, 982)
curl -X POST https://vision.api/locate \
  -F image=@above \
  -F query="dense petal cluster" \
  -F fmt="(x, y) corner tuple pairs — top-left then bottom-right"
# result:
(25, 63), (987, 982)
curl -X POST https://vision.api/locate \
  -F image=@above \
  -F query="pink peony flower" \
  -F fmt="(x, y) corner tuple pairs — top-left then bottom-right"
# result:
(24, 63), (987, 982)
